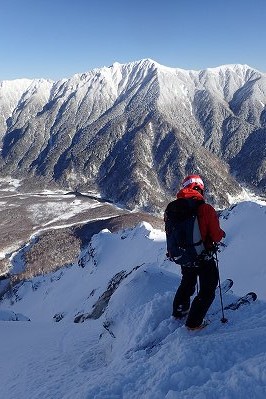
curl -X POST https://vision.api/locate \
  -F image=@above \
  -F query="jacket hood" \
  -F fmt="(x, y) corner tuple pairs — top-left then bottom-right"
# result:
(176, 188), (204, 201)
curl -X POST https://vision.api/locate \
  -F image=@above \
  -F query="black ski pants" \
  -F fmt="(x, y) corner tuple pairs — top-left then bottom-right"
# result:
(173, 257), (219, 328)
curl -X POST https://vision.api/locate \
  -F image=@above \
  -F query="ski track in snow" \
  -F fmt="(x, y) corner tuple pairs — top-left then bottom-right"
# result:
(0, 200), (265, 398)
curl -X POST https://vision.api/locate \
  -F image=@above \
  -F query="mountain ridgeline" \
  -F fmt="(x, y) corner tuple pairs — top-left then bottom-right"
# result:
(0, 59), (265, 211)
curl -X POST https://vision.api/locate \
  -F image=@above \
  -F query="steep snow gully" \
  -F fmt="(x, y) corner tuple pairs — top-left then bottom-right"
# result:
(0, 200), (266, 398)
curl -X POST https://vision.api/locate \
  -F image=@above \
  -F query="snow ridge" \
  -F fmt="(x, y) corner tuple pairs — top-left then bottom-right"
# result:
(0, 58), (265, 211)
(1, 59), (262, 118)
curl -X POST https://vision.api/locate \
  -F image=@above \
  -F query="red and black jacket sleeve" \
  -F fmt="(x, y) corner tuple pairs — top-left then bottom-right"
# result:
(198, 203), (225, 249)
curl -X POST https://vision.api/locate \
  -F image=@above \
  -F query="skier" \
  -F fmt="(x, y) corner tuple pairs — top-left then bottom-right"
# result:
(164, 175), (225, 330)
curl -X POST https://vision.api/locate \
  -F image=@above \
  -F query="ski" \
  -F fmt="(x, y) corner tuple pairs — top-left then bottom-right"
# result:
(210, 278), (233, 313)
(209, 291), (257, 320)
(218, 278), (233, 294)
(224, 292), (257, 311)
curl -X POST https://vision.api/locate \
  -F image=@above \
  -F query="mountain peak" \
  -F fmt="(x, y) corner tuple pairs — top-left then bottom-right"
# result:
(0, 59), (265, 211)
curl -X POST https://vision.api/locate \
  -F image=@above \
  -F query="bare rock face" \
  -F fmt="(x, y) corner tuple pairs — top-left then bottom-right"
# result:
(1, 60), (265, 211)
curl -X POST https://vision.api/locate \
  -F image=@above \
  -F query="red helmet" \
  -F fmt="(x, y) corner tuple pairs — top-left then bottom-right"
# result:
(182, 174), (204, 191)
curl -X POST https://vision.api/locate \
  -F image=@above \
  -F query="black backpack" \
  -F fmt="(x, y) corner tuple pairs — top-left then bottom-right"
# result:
(164, 198), (205, 266)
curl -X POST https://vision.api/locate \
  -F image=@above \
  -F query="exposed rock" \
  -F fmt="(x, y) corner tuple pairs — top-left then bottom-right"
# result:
(1, 60), (265, 211)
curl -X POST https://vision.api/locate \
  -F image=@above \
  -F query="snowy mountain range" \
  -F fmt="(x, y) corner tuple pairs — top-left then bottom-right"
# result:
(1, 59), (266, 398)
(0, 198), (265, 398)
(0, 59), (265, 211)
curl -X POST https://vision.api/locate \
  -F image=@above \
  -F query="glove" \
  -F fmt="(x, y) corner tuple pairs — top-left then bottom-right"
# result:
(209, 243), (220, 253)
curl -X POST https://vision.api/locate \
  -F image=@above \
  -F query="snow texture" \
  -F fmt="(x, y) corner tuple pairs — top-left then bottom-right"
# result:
(1, 59), (266, 211)
(0, 199), (265, 398)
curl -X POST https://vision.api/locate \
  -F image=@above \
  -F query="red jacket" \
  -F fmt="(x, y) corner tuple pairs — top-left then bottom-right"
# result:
(176, 188), (225, 249)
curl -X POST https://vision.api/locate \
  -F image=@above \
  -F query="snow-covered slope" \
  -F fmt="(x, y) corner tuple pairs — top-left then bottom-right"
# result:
(0, 78), (54, 137)
(0, 59), (265, 211)
(0, 200), (265, 398)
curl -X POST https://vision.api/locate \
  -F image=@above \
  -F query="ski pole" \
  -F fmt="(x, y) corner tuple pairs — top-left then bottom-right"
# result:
(214, 249), (228, 323)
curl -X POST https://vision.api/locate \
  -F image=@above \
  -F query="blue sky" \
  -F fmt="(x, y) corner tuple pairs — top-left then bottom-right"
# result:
(1, 0), (266, 80)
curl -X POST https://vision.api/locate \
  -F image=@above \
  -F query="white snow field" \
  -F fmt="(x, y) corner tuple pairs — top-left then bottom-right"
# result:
(0, 200), (265, 399)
